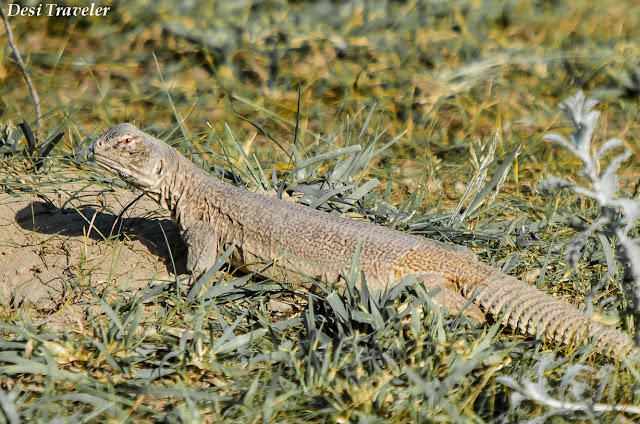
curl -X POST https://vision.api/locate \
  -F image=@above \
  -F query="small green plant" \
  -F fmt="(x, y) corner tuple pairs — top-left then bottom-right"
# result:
(542, 91), (640, 337)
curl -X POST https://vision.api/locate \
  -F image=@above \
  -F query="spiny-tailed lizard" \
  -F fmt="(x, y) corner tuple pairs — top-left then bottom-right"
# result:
(90, 123), (634, 356)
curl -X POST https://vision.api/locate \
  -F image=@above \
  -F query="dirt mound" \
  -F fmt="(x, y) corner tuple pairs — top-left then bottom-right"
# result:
(0, 166), (187, 331)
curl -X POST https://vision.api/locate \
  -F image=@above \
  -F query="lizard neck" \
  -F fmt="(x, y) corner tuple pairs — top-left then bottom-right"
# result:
(151, 150), (213, 231)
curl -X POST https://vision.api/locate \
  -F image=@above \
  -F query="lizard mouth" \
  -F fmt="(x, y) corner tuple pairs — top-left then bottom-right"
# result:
(91, 152), (132, 179)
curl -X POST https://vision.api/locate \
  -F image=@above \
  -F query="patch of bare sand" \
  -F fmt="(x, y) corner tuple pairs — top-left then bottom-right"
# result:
(0, 165), (187, 332)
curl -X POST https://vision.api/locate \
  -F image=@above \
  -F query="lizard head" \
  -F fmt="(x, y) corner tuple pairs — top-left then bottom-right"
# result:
(91, 123), (170, 191)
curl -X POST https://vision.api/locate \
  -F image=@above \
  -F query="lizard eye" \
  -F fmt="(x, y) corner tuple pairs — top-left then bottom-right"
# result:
(122, 137), (134, 145)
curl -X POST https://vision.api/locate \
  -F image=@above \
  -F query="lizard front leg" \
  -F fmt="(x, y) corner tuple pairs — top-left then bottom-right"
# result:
(182, 222), (219, 275)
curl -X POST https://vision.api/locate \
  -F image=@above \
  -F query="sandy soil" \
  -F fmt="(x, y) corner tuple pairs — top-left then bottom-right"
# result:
(0, 165), (188, 332)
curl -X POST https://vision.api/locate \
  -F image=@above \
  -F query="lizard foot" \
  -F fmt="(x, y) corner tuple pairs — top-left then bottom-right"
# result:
(417, 272), (485, 324)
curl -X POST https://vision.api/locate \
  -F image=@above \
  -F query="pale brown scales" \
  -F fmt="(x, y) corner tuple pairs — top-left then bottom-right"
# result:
(391, 232), (634, 353)
(91, 124), (635, 357)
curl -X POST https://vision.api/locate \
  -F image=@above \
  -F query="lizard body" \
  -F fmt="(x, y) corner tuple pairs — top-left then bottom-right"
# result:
(91, 123), (634, 355)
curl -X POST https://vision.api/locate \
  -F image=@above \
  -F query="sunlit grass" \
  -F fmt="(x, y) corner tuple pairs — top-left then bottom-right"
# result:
(1, 0), (640, 422)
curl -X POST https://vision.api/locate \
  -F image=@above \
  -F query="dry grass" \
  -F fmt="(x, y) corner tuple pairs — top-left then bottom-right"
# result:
(1, 0), (640, 422)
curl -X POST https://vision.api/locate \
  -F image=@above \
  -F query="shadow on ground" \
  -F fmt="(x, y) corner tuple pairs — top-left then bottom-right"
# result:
(14, 201), (188, 275)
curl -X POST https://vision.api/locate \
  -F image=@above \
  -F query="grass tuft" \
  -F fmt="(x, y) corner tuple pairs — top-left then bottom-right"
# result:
(2, 1), (640, 421)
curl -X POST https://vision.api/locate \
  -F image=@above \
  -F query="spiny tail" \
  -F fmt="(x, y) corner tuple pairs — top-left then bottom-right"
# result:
(461, 265), (634, 355)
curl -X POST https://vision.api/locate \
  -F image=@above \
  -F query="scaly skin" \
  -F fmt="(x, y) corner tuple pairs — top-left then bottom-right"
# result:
(91, 123), (634, 356)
